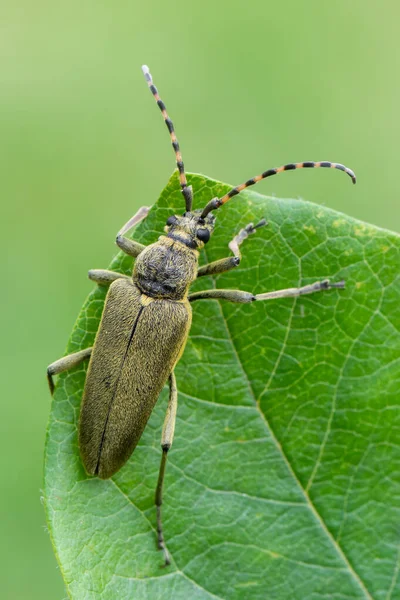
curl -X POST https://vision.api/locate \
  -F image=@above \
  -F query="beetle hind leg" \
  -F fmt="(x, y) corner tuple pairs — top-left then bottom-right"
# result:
(47, 347), (92, 395)
(155, 371), (178, 567)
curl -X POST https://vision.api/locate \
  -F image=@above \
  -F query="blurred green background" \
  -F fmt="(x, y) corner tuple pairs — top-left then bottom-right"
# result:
(1, 1), (399, 598)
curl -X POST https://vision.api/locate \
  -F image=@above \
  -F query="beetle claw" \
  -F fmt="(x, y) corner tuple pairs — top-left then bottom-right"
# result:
(159, 547), (171, 568)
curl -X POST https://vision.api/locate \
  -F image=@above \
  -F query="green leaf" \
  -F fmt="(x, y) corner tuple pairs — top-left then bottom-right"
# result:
(44, 172), (400, 600)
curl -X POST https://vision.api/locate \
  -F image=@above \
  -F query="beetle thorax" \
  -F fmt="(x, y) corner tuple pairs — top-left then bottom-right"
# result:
(133, 237), (198, 300)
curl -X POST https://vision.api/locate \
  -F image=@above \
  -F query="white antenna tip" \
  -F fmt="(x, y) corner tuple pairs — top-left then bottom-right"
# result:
(141, 65), (152, 83)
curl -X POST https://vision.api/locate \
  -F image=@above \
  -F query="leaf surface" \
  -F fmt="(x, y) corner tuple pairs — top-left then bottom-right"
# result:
(44, 172), (400, 600)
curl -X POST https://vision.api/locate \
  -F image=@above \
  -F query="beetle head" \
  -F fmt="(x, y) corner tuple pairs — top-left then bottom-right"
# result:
(164, 210), (216, 249)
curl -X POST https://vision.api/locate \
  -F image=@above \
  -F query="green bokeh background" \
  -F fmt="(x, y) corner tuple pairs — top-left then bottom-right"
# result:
(2, 1), (399, 598)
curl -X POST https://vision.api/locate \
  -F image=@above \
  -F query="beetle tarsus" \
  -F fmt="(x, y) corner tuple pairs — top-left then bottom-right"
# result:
(155, 448), (171, 565)
(329, 279), (345, 289)
(157, 506), (171, 567)
(47, 368), (55, 396)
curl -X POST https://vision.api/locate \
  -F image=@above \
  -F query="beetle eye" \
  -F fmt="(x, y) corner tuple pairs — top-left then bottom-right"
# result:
(197, 228), (210, 243)
(166, 215), (178, 226)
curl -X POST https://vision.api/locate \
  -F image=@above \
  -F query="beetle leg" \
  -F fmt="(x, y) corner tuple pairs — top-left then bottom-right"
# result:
(88, 269), (130, 286)
(189, 279), (345, 303)
(117, 205), (150, 236)
(253, 279), (345, 300)
(115, 235), (147, 258)
(196, 256), (240, 278)
(116, 206), (150, 258)
(47, 347), (92, 395)
(155, 371), (177, 567)
(197, 219), (267, 278)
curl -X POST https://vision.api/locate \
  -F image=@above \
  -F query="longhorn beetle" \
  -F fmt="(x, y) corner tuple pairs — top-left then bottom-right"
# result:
(47, 65), (356, 566)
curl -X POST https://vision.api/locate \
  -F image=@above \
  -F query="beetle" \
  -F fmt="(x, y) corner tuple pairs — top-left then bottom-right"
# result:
(47, 64), (356, 566)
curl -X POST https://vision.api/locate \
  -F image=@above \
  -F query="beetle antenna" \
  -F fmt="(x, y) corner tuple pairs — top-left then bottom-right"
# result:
(142, 65), (193, 212)
(201, 161), (356, 217)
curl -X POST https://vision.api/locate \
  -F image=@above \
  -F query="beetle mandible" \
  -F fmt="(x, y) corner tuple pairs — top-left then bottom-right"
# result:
(47, 65), (356, 566)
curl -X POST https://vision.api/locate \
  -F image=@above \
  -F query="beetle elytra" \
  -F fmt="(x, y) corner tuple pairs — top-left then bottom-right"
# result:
(47, 65), (356, 566)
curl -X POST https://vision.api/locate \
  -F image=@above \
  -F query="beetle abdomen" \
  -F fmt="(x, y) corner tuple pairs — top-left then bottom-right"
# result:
(79, 278), (191, 479)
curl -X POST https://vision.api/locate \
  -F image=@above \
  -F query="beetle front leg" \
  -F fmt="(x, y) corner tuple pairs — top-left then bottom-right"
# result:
(47, 347), (92, 395)
(88, 269), (130, 286)
(155, 371), (178, 567)
(189, 279), (345, 304)
(116, 205), (150, 258)
(197, 219), (267, 278)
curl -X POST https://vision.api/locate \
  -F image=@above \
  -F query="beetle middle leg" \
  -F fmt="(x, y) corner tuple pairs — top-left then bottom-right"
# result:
(197, 219), (267, 278)
(47, 347), (93, 395)
(189, 279), (345, 304)
(155, 371), (178, 567)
